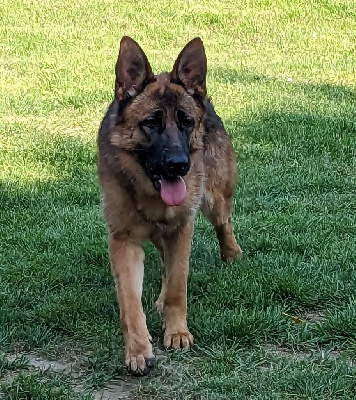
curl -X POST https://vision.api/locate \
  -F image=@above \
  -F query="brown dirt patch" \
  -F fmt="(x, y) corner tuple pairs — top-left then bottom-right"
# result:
(3, 353), (137, 400)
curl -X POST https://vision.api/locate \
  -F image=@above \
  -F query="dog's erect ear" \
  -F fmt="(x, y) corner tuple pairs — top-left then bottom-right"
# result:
(171, 37), (207, 98)
(115, 36), (154, 101)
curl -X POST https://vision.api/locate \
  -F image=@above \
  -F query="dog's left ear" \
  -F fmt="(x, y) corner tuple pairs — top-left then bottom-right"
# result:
(171, 37), (207, 98)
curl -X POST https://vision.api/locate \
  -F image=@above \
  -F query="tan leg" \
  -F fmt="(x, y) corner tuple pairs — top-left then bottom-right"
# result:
(159, 221), (194, 349)
(202, 193), (242, 262)
(151, 236), (166, 314)
(109, 236), (154, 376)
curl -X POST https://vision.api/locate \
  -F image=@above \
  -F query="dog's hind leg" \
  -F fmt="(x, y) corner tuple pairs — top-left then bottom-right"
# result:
(202, 191), (242, 262)
(202, 165), (242, 262)
(151, 236), (166, 314)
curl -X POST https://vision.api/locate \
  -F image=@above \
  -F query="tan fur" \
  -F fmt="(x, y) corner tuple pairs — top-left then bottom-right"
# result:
(98, 38), (242, 376)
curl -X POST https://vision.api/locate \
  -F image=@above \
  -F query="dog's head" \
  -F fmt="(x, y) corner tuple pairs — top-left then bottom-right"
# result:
(110, 36), (207, 206)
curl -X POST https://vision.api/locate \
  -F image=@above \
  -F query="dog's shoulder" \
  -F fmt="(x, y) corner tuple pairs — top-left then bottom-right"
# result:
(202, 97), (224, 134)
(202, 97), (232, 147)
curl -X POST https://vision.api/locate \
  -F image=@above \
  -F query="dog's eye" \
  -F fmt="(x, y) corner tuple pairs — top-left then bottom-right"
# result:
(177, 110), (194, 129)
(142, 118), (157, 129)
(182, 116), (194, 127)
(141, 110), (164, 132)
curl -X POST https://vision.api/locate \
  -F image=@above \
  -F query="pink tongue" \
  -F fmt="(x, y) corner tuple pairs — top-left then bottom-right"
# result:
(160, 176), (186, 206)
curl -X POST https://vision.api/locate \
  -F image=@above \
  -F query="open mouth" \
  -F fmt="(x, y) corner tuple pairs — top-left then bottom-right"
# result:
(153, 176), (186, 206)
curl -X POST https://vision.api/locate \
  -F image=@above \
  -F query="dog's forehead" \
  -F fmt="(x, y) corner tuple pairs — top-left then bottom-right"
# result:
(143, 73), (190, 105)
(127, 74), (198, 119)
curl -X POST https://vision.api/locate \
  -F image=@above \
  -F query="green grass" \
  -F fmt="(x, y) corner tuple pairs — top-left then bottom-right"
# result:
(1, 0), (356, 398)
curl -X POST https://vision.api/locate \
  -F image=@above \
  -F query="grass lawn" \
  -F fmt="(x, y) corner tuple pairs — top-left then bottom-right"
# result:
(1, 0), (356, 398)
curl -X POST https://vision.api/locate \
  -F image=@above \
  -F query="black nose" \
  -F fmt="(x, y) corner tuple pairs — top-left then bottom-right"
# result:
(166, 154), (190, 176)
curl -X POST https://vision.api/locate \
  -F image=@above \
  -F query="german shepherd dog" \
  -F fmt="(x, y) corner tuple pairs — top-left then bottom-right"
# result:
(98, 36), (242, 376)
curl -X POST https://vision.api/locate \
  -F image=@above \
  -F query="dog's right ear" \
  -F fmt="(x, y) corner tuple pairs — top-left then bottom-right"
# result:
(115, 36), (154, 101)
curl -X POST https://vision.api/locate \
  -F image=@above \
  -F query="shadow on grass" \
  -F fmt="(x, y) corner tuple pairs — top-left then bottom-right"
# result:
(210, 66), (356, 102)
(1, 78), (356, 384)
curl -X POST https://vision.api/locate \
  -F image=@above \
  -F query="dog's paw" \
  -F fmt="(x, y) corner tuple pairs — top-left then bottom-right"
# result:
(221, 242), (242, 262)
(125, 334), (154, 376)
(164, 331), (194, 350)
(126, 354), (155, 376)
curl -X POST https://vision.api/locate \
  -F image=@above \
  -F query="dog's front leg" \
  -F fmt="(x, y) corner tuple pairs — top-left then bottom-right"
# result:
(161, 220), (194, 349)
(109, 235), (154, 376)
